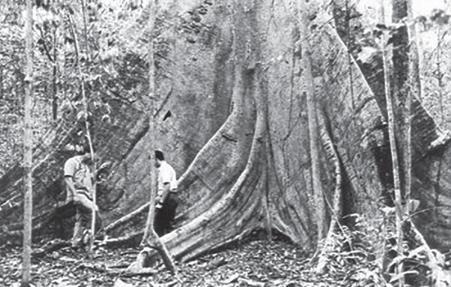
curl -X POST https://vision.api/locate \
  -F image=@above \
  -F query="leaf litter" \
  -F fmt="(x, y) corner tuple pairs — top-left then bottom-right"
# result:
(0, 235), (350, 287)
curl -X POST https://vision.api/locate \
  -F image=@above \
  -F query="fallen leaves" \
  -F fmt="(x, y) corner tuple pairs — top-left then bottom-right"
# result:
(0, 236), (355, 286)
(114, 278), (135, 287)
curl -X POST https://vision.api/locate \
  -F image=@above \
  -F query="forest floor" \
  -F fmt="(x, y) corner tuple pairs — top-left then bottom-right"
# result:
(0, 234), (356, 287)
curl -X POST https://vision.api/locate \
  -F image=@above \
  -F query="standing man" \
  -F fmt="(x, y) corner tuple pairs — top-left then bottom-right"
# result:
(154, 150), (178, 236)
(64, 143), (100, 248)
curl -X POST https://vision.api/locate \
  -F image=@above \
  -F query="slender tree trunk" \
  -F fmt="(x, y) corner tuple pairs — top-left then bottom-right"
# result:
(140, 0), (176, 274)
(142, 0), (158, 245)
(436, 26), (445, 125)
(52, 26), (58, 120)
(405, 0), (420, 201)
(81, 0), (91, 62)
(392, 0), (409, 142)
(416, 23), (425, 103)
(80, 12), (97, 256)
(380, 1), (404, 286)
(0, 67), (4, 100)
(22, 0), (34, 285)
(345, 0), (355, 110)
(298, 0), (326, 241)
(68, 13), (97, 254)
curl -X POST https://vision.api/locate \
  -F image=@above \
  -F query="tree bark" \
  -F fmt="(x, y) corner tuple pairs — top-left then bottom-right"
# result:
(22, 0), (34, 285)
(298, 0), (326, 242)
(404, 0), (420, 202)
(433, 19), (446, 126)
(52, 24), (58, 121)
(315, 111), (343, 274)
(380, 1), (404, 286)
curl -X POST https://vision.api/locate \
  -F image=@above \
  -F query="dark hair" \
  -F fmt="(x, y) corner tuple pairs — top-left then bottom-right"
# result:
(155, 150), (164, 161)
(77, 141), (92, 155)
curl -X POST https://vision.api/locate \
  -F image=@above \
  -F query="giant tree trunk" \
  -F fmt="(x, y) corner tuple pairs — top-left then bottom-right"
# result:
(1, 0), (451, 264)
(299, 0), (327, 242)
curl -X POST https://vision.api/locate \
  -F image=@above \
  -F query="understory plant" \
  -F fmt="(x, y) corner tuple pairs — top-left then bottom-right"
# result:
(315, 210), (450, 287)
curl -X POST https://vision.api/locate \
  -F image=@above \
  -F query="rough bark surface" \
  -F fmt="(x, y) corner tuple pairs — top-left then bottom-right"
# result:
(1, 0), (450, 259)
(332, 0), (451, 250)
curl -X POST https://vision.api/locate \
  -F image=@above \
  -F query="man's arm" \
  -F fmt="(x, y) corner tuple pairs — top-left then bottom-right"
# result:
(156, 183), (171, 206)
(64, 176), (77, 202)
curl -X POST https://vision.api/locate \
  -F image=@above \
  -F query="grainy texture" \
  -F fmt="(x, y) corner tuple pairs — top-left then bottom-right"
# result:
(0, 0), (450, 261)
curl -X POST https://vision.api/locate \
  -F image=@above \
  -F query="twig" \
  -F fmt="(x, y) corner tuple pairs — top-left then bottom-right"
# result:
(32, 239), (71, 258)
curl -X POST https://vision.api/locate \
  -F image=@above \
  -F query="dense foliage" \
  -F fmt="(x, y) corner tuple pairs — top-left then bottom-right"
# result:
(0, 0), (152, 176)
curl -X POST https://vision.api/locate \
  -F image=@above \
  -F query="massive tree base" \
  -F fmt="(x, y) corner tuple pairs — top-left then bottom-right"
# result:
(1, 0), (451, 272)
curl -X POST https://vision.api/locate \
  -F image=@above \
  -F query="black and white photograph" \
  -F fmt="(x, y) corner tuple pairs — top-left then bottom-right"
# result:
(0, 0), (450, 286)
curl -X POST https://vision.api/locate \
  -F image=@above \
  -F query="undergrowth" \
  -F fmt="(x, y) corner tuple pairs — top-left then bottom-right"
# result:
(315, 211), (451, 287)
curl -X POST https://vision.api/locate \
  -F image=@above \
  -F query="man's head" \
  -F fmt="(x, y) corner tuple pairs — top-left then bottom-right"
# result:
(78, 142), (95, 164)
(154, 150), (165, 167)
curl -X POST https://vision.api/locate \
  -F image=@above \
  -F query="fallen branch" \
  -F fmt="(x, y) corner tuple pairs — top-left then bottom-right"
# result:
(32, 239), (71, 258)
(77, 262), (109, 273)
(102, 231), (143, 248)
(76, 263), (155, 277)
(122, 267), (158, 277)
(104, 203), (149, 233)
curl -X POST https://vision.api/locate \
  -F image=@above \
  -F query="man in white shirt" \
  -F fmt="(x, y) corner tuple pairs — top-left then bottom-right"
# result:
(64, 143), (99, 248)
(154, 150), (178, 235)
